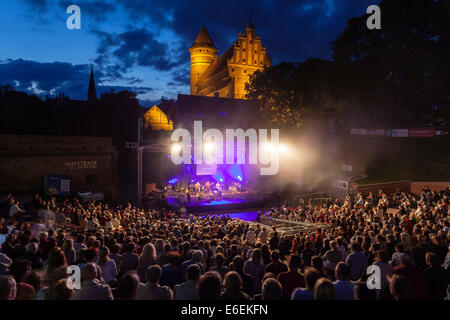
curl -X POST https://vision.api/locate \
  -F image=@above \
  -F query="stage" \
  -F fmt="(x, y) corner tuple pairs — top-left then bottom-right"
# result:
(164, 190), (270, 214)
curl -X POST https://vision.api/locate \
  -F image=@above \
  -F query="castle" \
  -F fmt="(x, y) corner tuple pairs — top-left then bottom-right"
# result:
(190, 22), (271, 99)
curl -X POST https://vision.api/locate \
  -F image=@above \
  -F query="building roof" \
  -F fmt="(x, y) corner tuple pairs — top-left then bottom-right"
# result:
(191, 26), (216, 49)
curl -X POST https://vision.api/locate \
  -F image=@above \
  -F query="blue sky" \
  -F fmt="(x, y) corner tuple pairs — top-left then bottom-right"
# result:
(0, 0), (379, 106)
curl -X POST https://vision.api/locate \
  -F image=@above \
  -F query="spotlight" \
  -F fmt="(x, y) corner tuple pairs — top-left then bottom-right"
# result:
(204, 142), (215, 152)
(263, 143), (274, 152)
(278, 144), (288, 153)
(171, 144), (181, 153)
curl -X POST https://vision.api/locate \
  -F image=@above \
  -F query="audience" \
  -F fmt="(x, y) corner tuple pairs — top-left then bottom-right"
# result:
(0, 186), (448, 300)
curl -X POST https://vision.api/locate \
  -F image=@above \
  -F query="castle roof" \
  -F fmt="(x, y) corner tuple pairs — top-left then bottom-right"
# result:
(191, 26), (216, 49)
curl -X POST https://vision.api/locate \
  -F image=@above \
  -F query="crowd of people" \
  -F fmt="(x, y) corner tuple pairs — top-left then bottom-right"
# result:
(0, 185), (448, 300)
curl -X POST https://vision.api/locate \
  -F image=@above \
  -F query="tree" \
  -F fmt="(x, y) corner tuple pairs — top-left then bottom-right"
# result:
(332, 0), (449, 127)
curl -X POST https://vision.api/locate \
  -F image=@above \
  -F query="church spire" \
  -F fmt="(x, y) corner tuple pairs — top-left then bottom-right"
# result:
(87, 65), (97, 102)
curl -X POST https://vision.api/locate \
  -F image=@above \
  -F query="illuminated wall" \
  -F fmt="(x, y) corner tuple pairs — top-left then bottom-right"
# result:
(144, 105), (173, 131)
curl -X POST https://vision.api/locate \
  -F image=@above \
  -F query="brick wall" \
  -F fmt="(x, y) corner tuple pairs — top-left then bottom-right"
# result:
(0, 134), (118, 200)
(355, 180), (412, 195)
(410, 182), (450, 195)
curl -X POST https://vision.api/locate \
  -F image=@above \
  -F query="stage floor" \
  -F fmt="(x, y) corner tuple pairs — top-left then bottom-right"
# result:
(166, 196), (250, 207)
(199, 211), (259, 221)
(164, 191), (269, 214)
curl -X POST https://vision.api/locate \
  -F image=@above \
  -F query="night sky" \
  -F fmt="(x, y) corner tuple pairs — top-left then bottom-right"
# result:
(0, 0), (380, 106)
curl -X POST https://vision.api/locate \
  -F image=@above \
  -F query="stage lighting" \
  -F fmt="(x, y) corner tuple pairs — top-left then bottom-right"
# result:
(263, 142), (274, 152)
(278, 144), (288, 153)
(171, 143), (181, 153)
(204, 142), (215, 152)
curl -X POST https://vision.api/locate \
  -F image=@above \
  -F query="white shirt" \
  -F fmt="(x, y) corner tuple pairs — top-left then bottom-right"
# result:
(9, 204), (22, 217)
(246, 230), (256, 244)
(100, 259), (118, 282)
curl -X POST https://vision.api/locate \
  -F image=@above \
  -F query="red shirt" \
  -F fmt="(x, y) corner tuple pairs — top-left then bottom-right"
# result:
(277, 271), (305, 299)
(15, 282), (35, 300)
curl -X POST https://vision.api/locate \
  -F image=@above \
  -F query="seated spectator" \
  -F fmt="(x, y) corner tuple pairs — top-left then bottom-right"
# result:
(160, 251), (183, 289)
(314, 278), (336, 300)
(322, 240), (343, 273)
(97, 246), (118, 287)
(115, 272), (139, 300)
(138, 243), (157, 282)
(136, 265), (173, 300)
(244, 248), (265, 294)
(261, 278), (283, 300)
(292, 267), (321, 300)
(354, 281), (376, 300)
(345, 242), (368, 281)
(266, 250), (288, 277)
(18, 242), (42, 270)
(174, 264), (200, 300)
(0, 275), (16, 300)
(220, 271), (250, 300)
(230, 255), (254, 295)
(333, 262), (354, 300)
(62, 239), (76, 266)
(210, 253), (230, 280)
(198, 271), (222, 300)
(392, 254), (429, 299)
(278, 254), (304, 299)
(71, 263), (113, 300)
(120, 242), (139, 276)
(181, 249), (204, 281)
(10, 260), (35, 300)
(389, 274), (412, 300)
(45, 279), (74, 300)
(423, 252), (449, 300)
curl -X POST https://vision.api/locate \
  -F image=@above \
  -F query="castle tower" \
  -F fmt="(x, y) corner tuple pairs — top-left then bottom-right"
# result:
(227, 21), (271, 99)
(87, 65), (97, 102)
(189, 26), (218, 95)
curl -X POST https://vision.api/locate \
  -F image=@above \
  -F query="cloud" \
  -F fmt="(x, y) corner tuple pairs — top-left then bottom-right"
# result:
(0, 59), (153, 101)
(93, 28), (185, 72)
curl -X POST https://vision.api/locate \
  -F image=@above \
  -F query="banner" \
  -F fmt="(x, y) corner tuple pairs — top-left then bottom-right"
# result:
(337, 180), (349, 190)
(44, 175), (70, 196)
(408, 128), (435, 137)
(342, 164), (352, 172)
(350, 128), (367, 136)
(392, 129), (408, 137)
(367, 129), (385, 136)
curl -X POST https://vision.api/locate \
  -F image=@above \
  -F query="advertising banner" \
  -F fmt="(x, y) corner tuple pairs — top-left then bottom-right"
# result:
(367, 129), (385, 136)
(342, 164), (353, 172)
(392, 129), (409, 137)
(408, 128), (435, 137)
(44, 175), (70, 196)
(350, 128), (367, 136)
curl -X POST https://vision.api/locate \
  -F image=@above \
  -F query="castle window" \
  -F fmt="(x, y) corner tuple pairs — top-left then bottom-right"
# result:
(244, 69), (246, 73)
(250, 40), (252, 43)
(255, 50), (257, 53)
(243, 49), (245, 52)
(232, 68), (234, 72)
(243, 59), (245, 62)
(255, 60), (257, 64)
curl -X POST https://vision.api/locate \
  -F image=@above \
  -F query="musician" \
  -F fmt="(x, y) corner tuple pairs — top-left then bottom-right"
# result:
(195, 181), (201, 192)
(185, 188), (191, 204)
(204, 181), (211, 192)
